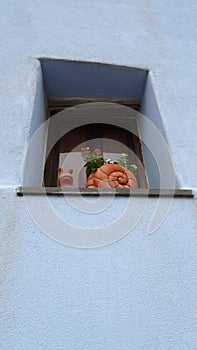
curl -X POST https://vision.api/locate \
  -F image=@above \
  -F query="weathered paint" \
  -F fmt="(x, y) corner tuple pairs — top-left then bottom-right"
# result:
(0, 1), (197, 349)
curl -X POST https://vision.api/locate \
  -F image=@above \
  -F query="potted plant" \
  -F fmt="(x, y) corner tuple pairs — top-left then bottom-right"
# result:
(81, 147), (138, 189)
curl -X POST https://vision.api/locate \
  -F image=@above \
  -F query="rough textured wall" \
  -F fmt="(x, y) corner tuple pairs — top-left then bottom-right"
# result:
(0, 0), (197, 187)
(0, 1), (197, 349)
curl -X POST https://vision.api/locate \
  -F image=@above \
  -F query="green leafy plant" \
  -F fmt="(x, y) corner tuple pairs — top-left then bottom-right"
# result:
(81, 147), (105, 177)
(81, 148), (138, 177)
(116, 153), (138, 175)
(116, 153), (128, 168)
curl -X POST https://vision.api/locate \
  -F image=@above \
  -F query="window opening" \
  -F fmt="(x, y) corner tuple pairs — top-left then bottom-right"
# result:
(44, 98), (148, 189)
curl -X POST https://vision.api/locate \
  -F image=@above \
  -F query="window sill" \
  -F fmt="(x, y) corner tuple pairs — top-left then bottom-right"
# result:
(16, 187), (193, 197)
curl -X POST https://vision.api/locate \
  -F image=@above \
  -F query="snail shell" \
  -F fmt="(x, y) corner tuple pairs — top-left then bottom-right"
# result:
(86, 164), (138, 189)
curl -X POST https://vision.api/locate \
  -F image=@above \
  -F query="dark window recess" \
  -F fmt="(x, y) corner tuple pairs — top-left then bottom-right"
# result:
(44, 98), (148, 189)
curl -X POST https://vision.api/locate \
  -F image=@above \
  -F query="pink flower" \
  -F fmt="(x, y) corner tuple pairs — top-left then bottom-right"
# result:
(93, 148), (101, 153)
(81, 147), (89, 152)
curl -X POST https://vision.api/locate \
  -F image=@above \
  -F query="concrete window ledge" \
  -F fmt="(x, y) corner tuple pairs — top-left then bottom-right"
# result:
(16, 187), (193, 197)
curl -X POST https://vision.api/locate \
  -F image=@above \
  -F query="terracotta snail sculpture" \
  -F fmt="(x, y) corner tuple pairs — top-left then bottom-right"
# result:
(86, 163), (138, 189)
(57, 168), (73, 188)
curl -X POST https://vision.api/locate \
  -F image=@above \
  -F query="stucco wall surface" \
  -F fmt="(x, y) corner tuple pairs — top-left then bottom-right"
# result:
(0, 0), (197, 188)
(1, 190), (197, 350)
(0, 1), (197, 349)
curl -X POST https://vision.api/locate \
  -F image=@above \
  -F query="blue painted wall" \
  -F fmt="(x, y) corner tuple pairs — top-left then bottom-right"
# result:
(0, 1), (197, 349)
(41, 59), (147, 99)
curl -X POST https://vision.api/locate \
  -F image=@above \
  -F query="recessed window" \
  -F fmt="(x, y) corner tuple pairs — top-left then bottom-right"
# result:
(23, 59), (178, 192)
